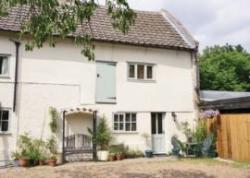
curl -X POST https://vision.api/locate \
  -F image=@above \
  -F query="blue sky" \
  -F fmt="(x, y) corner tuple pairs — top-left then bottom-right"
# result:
(98, 0), (250, 52)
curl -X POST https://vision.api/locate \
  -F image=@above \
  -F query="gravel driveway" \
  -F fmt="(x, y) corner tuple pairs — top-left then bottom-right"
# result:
(0, 158), (249, 178)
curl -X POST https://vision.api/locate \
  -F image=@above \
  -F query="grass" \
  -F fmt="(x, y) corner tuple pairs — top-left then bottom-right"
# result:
(178, 158), (222, 166)
(231, 161), (250, 168)
(177, 157), (250, 169)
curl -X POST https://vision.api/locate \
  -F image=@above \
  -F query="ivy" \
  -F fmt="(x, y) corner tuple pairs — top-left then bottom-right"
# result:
(0, 0), (136, 61)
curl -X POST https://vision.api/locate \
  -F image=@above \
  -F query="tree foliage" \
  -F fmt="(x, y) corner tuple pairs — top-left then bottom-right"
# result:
(0, 0), (136, 60)
(199, 44), (250, 91)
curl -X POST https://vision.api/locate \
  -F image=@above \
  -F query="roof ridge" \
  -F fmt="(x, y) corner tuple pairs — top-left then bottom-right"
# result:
(98, 5), (161, 14)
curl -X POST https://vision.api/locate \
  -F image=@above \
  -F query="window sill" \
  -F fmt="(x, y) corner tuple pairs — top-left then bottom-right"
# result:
(96, 101), (117, 105)
(0, 75), (11, 79)
(127, 78), (156, 83)
(0, 132), (12, 136)
(112, 131), (138, 134)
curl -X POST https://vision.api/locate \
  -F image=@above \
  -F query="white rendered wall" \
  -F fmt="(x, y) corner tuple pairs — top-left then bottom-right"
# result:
(0, 33), (197, 164)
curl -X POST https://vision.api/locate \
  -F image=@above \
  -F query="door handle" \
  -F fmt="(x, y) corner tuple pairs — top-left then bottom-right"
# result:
(97, 74), (100, 78)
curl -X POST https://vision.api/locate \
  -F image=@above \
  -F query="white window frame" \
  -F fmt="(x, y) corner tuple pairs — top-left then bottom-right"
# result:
(127, 62), (155, 81)
(0, 108), (11, 134)
(0, 54), (11, 78)
(113, 112), (137, 132)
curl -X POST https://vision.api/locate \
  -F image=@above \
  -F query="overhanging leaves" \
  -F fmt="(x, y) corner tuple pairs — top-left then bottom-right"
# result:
(0, 0), (136, 60)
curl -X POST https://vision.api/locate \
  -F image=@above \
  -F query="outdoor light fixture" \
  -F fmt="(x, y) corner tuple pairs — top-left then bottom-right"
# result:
(171, 112), (177, 122)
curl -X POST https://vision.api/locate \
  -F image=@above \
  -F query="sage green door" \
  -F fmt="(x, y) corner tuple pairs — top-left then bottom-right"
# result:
(96, 61), (116, 103)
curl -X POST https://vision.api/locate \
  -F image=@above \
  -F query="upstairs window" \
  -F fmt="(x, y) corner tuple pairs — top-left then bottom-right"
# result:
(0, 55), (9, 76)
(128, 63), (154, 80)
(113, 113), (137, 132)
(0, 109), (10, 132)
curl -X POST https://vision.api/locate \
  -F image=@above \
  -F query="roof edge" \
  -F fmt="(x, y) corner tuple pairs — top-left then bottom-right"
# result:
(161, 9), (198, 50)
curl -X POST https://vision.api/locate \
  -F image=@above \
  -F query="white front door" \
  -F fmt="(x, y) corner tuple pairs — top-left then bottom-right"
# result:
(151, 113), (166, 154)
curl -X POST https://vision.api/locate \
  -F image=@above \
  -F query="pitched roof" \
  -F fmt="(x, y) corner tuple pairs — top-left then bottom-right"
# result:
(0, 5), (198, 51)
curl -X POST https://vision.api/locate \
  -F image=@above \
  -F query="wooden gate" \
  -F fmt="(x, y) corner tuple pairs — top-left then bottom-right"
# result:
(207, 114), (250, 161)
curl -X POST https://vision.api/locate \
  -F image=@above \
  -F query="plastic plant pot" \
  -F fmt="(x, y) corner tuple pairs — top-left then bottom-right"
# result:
(145, 150), (153, 158)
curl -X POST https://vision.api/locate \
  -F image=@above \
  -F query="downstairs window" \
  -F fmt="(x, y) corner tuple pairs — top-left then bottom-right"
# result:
(0, 109), (10, 132)
(113, 113), (137, 132)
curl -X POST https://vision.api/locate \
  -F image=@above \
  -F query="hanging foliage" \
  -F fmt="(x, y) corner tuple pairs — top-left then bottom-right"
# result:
(0, 0), (136, 61)
(49, 107), (58, 134)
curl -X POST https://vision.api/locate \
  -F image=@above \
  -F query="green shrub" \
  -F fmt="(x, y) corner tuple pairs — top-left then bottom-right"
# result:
(17, 133), (47, 163)
(94, 117), (112, 150)
(109, 144), (128, 155)
(125, 148), (144, 158)
(192, 120), (207, 143)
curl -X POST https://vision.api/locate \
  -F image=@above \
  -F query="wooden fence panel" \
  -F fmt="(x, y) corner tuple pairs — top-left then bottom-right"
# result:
(208, 114), (250, 161)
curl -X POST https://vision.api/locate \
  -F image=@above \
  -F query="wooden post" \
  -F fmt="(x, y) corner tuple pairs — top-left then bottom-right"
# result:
(62, 110), (66, 164)
(93, 111), (97, 161)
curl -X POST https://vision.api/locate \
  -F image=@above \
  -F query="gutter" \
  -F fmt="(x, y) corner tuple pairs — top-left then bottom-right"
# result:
(10, 40), (21, 112)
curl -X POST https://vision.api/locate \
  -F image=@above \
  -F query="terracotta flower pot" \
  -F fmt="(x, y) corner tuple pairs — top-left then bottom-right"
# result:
(39, 160), (46, 166)
(47, 159), (57, 167)
(108, 155), (116, 161)
(19, 157), (29, 167)
(116, 154), (123, 161)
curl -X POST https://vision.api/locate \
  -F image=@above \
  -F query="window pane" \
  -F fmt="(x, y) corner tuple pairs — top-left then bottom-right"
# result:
(132, 114), (136, 122)
(2, 111), (9, 121)
(125, 113), (130, 122)
(0, 56), (8, 75)
(158, 116), (163, 134)
(132, 123), (136, 131)
(129, 64), (135, 78)
(119, 122), (124, 130)
(125, 123), (131, 131)
(1, 121), (8, 132)
(151, 113), (156, 134)
(114, 114), (118, 122)
(114, 123), (118, 130)
(0, 57), (3, 74)
(119, 114), (124, 122)
(147, 66), (153, 79)
(137, 65), (144, 79)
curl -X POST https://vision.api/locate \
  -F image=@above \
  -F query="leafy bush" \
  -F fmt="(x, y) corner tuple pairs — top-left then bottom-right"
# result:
(125, 149), (144, 158)
(109, 144), (128, 155)
(17, 133), (48, 165)
(192, 120), (207, 143)
(16, 133), (53, 163)
(46, 136), (57, 155)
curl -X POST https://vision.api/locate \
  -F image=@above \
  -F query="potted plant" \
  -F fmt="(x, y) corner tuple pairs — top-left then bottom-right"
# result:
(46, 136), (58, 166)
(108, 153), (116, 161)
(47, 155), (57, 167)
(116, 152), (123, 160)
(94, 117), (112, 161)
(38, 155), (47, 166)
(18, 154), (29, 167)
(11, 151), (20, 167)
(17, 133), (32, 167)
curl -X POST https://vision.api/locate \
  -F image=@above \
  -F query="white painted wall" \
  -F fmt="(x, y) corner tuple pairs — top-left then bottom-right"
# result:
(0, 32), (197, 164)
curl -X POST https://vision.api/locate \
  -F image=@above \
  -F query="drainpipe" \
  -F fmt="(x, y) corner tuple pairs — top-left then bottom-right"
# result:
(12, 41), (21, 112)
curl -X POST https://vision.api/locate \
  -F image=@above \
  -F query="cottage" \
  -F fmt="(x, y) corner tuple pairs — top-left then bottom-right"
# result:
(0, 5), (198, 165)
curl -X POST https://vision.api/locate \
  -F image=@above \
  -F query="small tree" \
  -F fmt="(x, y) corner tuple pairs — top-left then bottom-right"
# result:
(95, 117), (112, 150)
